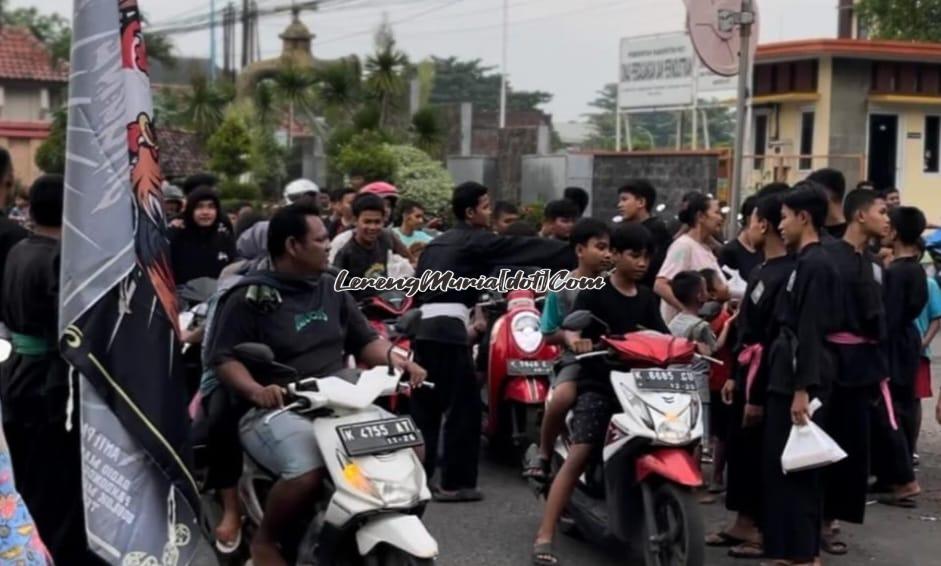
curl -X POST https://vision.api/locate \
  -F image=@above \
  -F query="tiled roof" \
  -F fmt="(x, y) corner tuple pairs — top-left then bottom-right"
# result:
(159, 128), (209, 181)
(758, 38), (941, 64)
(0, 26), (68, 82)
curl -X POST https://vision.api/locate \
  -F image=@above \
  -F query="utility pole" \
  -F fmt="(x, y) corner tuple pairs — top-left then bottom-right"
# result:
(209, 0), (217, 80)
(727, 0), (755, 240)
(241, 0), (250, 68)
(499, 0), (508, 129)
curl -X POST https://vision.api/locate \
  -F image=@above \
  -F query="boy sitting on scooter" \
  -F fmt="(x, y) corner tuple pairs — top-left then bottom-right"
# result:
(532, 223), (669, 566)
(525, 218), (613, 482)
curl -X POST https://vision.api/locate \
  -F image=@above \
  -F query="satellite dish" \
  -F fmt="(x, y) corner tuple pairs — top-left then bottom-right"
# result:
(686, 0), (761, 77)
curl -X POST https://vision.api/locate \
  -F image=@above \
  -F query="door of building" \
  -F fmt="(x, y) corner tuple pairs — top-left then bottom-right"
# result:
(868, 114), (898, 191)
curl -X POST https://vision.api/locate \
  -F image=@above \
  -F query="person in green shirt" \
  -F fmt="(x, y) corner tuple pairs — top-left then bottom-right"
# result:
(392, 199), (434, 247)
(525, 218), (611, 482)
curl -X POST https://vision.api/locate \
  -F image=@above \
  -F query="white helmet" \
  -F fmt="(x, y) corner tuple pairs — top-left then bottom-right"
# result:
(283, 178), (320, 203)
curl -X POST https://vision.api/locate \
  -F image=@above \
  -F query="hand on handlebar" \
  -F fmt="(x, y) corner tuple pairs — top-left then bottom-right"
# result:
(566, 337), (594, 354)
(251, 384), (286, 409)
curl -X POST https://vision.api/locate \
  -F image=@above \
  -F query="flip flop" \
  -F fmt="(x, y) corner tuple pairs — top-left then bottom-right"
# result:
(214, 525), (242, 555)
(821, 531), (848, 556)
(705, 531), (747, 547)
(728, 541), (764, 559)
(533, 541), (559, 565)
(432, 487), (484, 503)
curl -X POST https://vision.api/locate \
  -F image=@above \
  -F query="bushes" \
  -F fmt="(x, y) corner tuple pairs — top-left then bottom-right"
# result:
(387, 145), (453, 215)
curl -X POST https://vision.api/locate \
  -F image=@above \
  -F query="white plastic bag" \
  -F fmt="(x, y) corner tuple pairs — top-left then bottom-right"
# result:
(721, 266), (749, 301)
(387, 252), (415, 278)
(781, 399), (847, 474)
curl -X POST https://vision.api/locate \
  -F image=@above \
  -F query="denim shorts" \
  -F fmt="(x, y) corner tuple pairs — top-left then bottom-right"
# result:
(239, 408), (324, 479)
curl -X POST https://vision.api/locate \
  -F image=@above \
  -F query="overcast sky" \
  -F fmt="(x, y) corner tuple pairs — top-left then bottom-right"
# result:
(13, 0), (838, 121)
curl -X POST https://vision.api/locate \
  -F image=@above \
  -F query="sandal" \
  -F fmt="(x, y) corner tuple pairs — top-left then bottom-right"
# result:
(533, 541), (559, 565)
(705, 531), (746, 547)
(728, 541), (764, 559)
(523, 454), (551, 483)
(821, 531), (848, 556)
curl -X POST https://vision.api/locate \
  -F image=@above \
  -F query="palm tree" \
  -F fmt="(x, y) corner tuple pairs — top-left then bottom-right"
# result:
(180, 75), (233, 139)
(272, 63), (317, 148)
(411, 106), (443, 157)
(365, 36), (409, 130)
(252, 79), (278, 131)
(315, 58), (362, 123)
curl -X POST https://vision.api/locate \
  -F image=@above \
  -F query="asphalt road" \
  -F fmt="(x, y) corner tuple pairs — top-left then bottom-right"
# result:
(425, 409), (941, 566)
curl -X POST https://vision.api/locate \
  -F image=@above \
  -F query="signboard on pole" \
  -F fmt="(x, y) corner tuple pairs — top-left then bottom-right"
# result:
(618, 32), (735, 111)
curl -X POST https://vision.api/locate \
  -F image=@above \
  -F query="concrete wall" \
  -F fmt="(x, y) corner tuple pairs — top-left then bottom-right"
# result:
(520, 153), (596, 214)
(0, 136), (45, 187)
(592, 153), (720, 223)
(447, 156), (498, 190)
(896, 106), (941, 221)
(828, 57), (871, 188)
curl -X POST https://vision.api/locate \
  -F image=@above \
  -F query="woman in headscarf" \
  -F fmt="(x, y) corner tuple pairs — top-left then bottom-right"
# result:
(169, 187), (237, 285)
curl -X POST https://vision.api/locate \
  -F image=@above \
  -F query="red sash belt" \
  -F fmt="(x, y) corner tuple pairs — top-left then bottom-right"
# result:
(737, 343), (763, 403)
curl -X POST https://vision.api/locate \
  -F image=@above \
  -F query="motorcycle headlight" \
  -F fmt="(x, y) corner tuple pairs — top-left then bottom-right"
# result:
(343, 460), (422, 507)
(620, 385), (654, 429)
(511, 312), (543, 354)
(656, 418), (692, 444)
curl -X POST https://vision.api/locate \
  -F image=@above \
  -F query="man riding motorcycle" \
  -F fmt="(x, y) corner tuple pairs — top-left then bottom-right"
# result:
(206, 202), (426, 566)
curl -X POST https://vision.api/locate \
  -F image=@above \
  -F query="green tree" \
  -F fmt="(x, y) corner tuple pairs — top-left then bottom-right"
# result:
(410, 106), (444, 157)
(34, 108), (66, 174)
(427, 56), (554, 112)
(179, 76), (234, 139)
(0, 5), (174, 65)
(272, 63), (318, 148)
(857, 0), (941, 41)
(335, 130), (397, 183)
(315, 58), (363, 123)
(207, 112), (252, 179)
(365, 25), (410, 130)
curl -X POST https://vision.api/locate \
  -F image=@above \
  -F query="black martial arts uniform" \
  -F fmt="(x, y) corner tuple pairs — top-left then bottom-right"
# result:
(762, 242), (840, 563)
(412, 222), (574, 491)
(726, 255), (794, 520)
(872, 256), (927, 486)
(0, 235), (102, 564)
(821, 238), (889, 524)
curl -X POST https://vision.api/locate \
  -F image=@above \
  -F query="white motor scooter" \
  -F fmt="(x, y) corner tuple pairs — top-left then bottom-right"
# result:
(551, 311), (706, 566)
(231, 343), (438, 566)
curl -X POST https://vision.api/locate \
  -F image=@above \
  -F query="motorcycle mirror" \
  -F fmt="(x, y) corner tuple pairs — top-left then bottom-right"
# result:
(232, 342), (276, 364)
(561, 310), (594, 332)
(0, 339), (10, 363)
(395, 310), (423, 336)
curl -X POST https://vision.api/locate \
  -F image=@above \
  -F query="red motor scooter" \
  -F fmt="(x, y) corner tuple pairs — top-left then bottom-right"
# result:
(482, 289), (560, 457)
(359, 290), (414, 351)
(553, 309), (705, 566)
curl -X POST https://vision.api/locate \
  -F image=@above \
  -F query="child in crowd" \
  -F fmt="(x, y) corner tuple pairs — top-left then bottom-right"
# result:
(333, 193), (392, 300)
(525, 219), (612, 482)
(700, 268), (734, 496)
(532, 223), (667, 566)
(914, 274), (941, 463)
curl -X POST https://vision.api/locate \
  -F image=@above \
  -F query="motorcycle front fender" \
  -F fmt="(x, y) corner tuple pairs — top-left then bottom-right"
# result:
(635, 448), (702, 487)
(355, 514), (439, 559)
(503, 376), (549, 404)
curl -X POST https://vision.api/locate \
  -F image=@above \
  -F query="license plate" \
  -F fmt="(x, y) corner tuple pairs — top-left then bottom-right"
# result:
(337, 417), (424, 457)
(507, 359), (554, 376)
(633, 369), (699, 393)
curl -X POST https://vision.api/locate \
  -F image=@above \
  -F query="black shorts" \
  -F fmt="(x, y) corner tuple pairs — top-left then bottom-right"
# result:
(569, 391), (615, 445)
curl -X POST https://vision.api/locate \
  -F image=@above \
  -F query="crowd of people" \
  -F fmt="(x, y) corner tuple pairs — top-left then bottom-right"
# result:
(2, 140), (941, 566)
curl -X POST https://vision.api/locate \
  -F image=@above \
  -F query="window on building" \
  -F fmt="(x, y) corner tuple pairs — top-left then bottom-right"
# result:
(926, 116), (940, 173)
(754, 114), (768, 170)
(799, 111), (815, 170)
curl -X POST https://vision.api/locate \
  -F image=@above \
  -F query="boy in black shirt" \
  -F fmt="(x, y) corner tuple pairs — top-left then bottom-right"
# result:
(616, 179), (672, 288)
(532, 224), (667, 565)
(872, 206), (926, 506)
(334, 193), (391, 299)
(718, 193), (766, 281)
(762, 182), (841, 566)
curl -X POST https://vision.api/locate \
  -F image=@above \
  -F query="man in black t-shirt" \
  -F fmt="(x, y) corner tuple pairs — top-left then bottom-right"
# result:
(334, 193), (391, 299)
(208, 202), (426, 566)
(616, 179), (672, 288)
